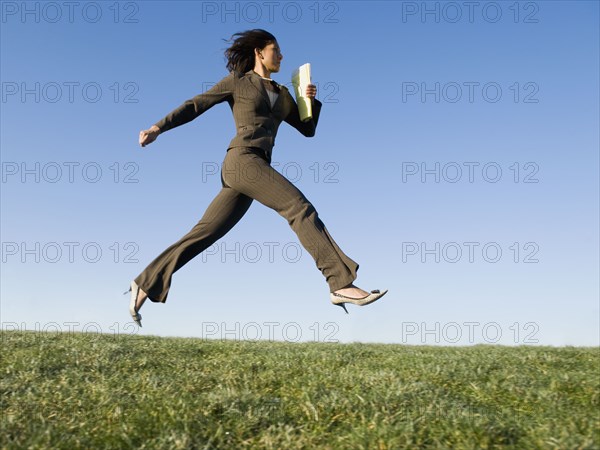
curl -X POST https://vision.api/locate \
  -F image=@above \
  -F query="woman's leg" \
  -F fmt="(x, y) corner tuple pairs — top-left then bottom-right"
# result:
(222, 147), (359, 292)
(134, 185), (253, 303)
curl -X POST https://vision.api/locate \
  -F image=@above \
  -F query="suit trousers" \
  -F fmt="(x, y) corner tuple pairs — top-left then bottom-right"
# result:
(135, 146), (359, 303)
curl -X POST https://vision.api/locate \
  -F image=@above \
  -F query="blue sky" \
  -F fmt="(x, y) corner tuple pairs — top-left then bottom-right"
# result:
(1, 0), (598, 346)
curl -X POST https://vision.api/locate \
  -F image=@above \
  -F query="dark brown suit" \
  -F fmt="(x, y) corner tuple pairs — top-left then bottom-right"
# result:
(135, 69), (358, 303)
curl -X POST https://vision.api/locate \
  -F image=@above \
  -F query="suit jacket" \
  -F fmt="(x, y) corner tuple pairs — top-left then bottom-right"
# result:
(153, 69), (322, 161)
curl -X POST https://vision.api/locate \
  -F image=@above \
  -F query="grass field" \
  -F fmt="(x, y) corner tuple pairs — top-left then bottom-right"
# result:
(1, 330), (598, 449)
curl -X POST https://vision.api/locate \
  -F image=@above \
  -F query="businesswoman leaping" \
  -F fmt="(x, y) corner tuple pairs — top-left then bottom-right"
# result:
(126, 29), (387, 326)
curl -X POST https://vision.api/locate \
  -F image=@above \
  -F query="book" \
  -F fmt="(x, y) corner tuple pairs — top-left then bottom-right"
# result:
(291, 63), (313, 122)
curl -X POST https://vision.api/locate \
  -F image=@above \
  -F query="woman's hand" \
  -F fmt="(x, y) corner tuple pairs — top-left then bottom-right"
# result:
(305, 84), (317, 102)
(139, 125), (161, 147)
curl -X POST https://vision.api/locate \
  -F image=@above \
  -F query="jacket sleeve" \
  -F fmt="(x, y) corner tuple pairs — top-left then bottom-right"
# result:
(154, 72), (235, 133)
(283, 94), (322, 137)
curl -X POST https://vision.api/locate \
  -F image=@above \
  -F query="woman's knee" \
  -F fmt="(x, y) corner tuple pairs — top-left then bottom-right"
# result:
(284, 197), (318, 226)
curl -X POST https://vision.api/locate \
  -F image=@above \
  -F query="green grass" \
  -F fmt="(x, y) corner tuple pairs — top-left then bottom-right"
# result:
(1, 330), (598, 449)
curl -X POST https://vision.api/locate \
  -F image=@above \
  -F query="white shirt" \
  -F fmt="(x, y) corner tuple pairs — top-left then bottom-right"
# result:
(259, 75), (279, 107)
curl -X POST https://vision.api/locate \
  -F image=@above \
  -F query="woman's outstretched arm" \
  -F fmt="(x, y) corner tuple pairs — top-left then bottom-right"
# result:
(139, 71), (235, 147)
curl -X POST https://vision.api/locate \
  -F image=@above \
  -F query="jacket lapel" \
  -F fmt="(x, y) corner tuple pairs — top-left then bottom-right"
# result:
(244, 69), (284, 113)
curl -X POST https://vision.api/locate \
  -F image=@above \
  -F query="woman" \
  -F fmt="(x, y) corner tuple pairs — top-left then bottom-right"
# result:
(127, 29), (387, 327)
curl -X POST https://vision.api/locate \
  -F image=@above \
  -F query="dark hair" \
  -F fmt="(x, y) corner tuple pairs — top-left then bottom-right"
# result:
(223, 29), (277, 74)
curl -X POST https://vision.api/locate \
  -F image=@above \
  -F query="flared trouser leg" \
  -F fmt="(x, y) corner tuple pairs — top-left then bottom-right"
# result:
(134, 146), (358, 303)
(135, 184), (253, 303)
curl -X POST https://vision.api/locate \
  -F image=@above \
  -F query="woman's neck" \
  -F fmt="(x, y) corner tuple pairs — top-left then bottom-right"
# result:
(252, 67), (272, 79)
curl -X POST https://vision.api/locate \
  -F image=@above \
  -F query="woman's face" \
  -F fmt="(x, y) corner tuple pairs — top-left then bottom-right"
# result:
(257, 41), (283, 73)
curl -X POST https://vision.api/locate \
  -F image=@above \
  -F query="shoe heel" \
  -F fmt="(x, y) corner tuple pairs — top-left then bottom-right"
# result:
(337, 303), (349, 315)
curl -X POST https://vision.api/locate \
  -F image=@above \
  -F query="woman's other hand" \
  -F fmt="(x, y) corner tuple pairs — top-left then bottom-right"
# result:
(305, 84), (317, 102)
(139, 125), (161, 147)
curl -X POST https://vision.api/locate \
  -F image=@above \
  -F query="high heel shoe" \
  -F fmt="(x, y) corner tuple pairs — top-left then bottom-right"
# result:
(123, 280), (142, 327)
(330, 289), (388, 314)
